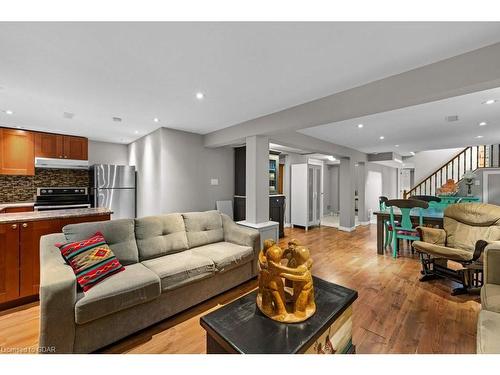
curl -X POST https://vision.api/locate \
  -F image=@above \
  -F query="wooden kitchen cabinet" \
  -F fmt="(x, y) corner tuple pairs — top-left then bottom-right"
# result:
(19, 219), (61, 297)
(34, 132), (64, 159)
(63, 135), (88, 160)
(0, 128), (35, 176)
(35, 132), (87, 160)
(0, 223), (21, 303)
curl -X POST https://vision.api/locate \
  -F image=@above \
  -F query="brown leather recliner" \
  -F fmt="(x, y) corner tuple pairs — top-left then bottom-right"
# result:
(412, 203), (500, 295)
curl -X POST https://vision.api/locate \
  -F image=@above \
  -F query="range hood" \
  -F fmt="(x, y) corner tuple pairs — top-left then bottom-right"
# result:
(35, 157), (89, 170)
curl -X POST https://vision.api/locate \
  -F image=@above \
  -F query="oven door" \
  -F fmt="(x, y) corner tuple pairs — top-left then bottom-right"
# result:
(34, 204), (91, 211)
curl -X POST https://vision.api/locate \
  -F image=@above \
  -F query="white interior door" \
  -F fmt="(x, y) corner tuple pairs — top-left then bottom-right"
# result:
(308, 165), (321, 226)
(483, 171), (500, 205)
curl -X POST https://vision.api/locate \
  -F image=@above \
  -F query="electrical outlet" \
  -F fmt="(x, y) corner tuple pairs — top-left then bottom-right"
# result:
(210, 178), (219, 186)
(475, 180), (480, 186)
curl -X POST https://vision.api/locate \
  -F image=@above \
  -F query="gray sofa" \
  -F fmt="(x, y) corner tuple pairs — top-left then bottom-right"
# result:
(477, 242), (500, 353)
(39, 210), (259, 353)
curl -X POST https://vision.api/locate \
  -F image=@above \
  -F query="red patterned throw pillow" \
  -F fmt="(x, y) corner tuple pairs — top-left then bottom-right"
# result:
(56, 232), (125, 291)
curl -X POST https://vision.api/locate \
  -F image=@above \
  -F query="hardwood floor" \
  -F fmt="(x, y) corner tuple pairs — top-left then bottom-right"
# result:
(0, 224), (480, 354)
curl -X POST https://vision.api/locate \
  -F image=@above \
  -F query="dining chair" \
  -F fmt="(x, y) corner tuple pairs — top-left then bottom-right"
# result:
(386, 199), (429, 258)
(379, 196), (392, 249)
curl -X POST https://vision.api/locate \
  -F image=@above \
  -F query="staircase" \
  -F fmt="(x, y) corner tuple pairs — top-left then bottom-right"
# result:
(403, 145), (500, 198)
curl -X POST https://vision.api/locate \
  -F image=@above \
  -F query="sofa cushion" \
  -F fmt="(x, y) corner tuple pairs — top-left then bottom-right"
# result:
(141, 250), (215, 292)
(477, 310), (500, 354)
(63, 219), (139, 266)
(135, 214), (188, 261)
(56, 231), (125, 291)
(75, 263), (160, 325)
(481, 284), (500, 314)
(182, 210), (224, 248)
(191, 241), (253, 273)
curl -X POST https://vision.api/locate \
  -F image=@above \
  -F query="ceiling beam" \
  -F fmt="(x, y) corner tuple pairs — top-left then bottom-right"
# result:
(204, 42), (500, 148)
(269, 132), (366, 161)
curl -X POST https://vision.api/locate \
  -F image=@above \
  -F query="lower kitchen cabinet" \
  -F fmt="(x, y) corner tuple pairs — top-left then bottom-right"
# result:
(0, 214), (111, 307)
(0, 223), (21, 303)
(233, 196), (285, 238)
(19, 219), (61, 297)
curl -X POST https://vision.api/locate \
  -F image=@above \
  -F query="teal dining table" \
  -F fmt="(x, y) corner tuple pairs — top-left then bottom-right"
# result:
(374, 205), (445, 254)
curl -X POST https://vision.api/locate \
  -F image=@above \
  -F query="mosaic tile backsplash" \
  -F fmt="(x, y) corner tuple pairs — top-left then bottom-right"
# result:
(0, 168), (89, 203)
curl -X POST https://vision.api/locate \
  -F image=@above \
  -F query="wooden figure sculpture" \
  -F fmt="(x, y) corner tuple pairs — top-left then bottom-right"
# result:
(257, 239), (316, 323)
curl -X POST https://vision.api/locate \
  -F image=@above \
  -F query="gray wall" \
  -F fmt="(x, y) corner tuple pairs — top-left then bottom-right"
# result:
(323, 165), (339, 215)
(88, 140), (129, 165)
(128, 127), (234, 217)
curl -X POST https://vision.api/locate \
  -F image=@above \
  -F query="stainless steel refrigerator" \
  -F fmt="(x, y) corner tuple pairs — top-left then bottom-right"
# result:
(90, 164), (136, 219)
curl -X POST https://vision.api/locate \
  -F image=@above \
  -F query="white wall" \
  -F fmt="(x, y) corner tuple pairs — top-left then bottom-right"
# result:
(88, 140), (129, 165)
(128, 127), (234, 217)
(406, 148), (463, 184)
(363, 162), (398, 219)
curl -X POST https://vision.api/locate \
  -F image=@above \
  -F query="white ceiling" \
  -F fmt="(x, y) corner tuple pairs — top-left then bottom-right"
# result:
(1, 22), (500, 143)
(299, 86), (500, 155)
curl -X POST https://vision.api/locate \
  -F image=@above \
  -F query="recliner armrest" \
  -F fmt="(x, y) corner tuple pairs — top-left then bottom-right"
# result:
(39, 233), (77, 354)
(484, 242), (500, 285)
(416, 226), (446, 246)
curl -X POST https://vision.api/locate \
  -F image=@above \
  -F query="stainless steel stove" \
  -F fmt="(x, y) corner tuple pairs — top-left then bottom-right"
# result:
(34, 187), (90, 211)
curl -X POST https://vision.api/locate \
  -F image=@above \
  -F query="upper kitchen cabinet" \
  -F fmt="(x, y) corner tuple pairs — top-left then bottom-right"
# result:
(35, 132), (88, 160)
(63, 135), (88, 160)
(34, 132), (63, 158)
(0, 128), (35, 176)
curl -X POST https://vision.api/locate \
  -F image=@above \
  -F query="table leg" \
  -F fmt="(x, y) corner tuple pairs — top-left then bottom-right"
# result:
(377, 216), (384, 255)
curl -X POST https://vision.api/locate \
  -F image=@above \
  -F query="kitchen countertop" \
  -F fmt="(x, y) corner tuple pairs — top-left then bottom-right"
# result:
(0, 207), (113, 224)
(0, 202), (35, 211)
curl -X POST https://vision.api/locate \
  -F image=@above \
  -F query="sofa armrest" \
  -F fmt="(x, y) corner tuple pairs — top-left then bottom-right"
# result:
(416, 226), (446, 246)
(484, 242), (500, 286)
(221, 213), (260, 264)
(39, 233), (77, 354)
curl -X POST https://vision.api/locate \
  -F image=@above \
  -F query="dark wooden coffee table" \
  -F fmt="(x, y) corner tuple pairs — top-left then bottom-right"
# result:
(200, 276), (358, 354)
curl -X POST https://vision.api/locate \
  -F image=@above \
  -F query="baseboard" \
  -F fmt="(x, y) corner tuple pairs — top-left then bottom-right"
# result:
(338, 226), (356, 232)
(358, 221), (370, 226)
(284, 223), (292, 228)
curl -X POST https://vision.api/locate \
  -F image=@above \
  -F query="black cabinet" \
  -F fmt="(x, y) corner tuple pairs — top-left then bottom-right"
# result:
(269, 195), (285, 238)
(233, 147), (285, 238)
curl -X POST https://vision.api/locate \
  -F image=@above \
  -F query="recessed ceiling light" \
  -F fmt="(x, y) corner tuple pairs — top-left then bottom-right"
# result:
(5, 110), (13, 115)
(357, 124), (364, 128)
(475, 135), (484, 139)
(484, 99), (497, 105)
(134, 130), (139, 134)
(196, 92), (205, 100)
(410, 151), (416, 156)
(153, 118), (159, 123)
(479, 122), (487, 126)
(395, 144), (399, 147)
(379, 136), (385, 140)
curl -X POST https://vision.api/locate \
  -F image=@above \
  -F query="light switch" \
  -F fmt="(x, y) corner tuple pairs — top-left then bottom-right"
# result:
(210, 178), (219, 186)
(475, 180), (480, 186)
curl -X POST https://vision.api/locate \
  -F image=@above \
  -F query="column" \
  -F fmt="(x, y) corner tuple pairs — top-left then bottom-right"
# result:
(339, 157), (356, 231)
(356, 162), (370, 224)
(245, 135), (269, 224)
